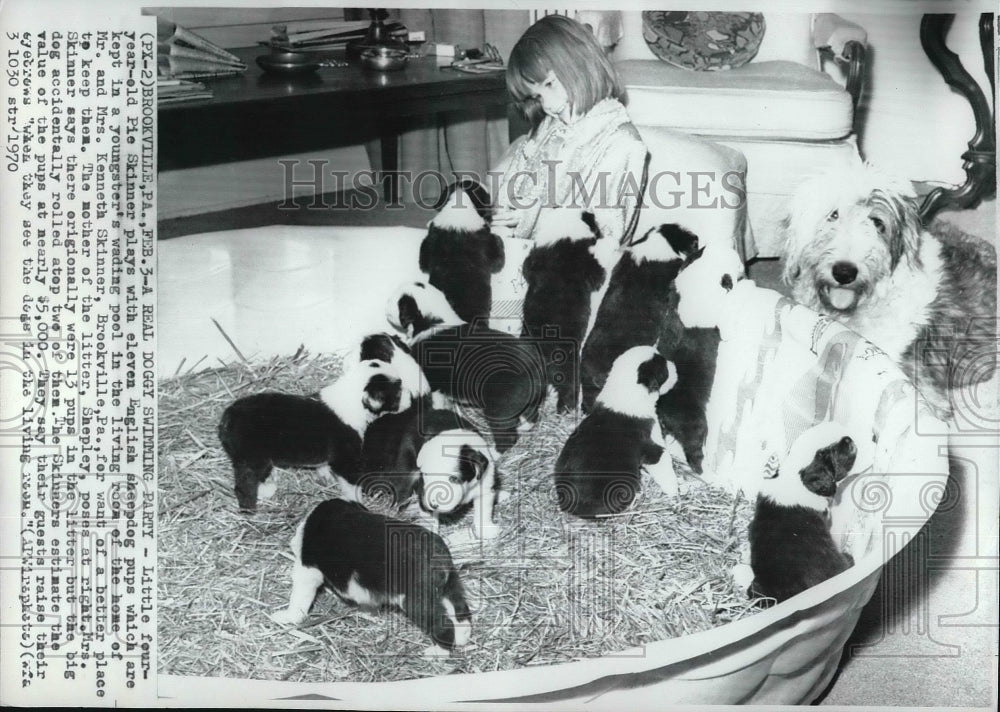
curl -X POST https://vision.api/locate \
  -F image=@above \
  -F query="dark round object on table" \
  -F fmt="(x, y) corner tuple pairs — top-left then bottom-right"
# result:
(359, 46), (409, 72)
(256, 51), (320, 75)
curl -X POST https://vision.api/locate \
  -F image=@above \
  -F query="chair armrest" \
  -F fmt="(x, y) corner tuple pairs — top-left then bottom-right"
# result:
(575, 10), (624, 52)
(813, 13), (868, 58)
(813, 13), (868, 112)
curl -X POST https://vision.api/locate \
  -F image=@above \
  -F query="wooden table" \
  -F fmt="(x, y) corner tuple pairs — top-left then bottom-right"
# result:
(158, 46), (512, 202)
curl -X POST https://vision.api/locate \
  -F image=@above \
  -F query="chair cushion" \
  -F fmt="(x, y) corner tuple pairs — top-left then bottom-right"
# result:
(618, 59), (854, 141)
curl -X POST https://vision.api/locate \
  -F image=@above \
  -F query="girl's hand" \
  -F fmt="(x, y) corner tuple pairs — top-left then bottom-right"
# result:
(491, 209), (523, 240)
(491, 208), (521, 228)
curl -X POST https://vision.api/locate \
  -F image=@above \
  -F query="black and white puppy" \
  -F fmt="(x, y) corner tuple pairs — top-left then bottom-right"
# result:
(360, 408), (502, 541)
(354, 331), (433, 412)
(271, 498), (472, 658)
(553, 346), (677, 518)
(359, 407), (468, 507)
(386, 280), (463, 343)
(654, 329), (721, 476)
(218, 359), (409, 512)
(656, 239), (745, 474)
(304, 332), (428, 406)
(357, 331), (420, 377)
(311, 330), (431, 421)
(318, 332), (436, 502)
(420, 179), (505, 325)
(386, 281), (550, 452)
(521, 209), (611, 412)
(747, 423), (857, 605)
(416, 426), (501, 540)
(580, 223), (699, 413)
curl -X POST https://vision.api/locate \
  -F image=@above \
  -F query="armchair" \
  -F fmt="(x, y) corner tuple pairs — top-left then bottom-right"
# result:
(612, 12), (869, 257)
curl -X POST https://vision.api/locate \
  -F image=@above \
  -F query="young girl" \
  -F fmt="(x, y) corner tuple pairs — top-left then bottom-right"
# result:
(488, 15), (649, 331)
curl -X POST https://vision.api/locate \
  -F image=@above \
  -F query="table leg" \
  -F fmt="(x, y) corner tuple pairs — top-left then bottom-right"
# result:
(918, 13), (996, 223)
(380, 129), (400, 206)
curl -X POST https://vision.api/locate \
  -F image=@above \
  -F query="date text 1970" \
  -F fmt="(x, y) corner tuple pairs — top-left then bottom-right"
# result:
(3, 23), (157, 702)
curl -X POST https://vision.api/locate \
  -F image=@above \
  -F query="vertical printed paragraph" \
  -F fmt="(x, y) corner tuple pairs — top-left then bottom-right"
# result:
(1, 20), (157, 706)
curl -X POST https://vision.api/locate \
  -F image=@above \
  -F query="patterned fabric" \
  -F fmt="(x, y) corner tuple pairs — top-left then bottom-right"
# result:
(490, 98), (647, 332)
(702, 283), (943, 517)
(642, 11), (765, 71)
(495, 98), (647, 244)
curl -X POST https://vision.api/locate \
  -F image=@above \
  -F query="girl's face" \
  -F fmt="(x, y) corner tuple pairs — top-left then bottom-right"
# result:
(525, 71), (573, 124)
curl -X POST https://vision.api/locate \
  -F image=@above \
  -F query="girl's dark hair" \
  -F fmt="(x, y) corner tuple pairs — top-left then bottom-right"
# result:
(506, 15), (625, 134)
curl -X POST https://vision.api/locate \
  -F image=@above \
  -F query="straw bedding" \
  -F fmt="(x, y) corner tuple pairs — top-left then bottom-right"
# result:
(158, 349), (758, 683)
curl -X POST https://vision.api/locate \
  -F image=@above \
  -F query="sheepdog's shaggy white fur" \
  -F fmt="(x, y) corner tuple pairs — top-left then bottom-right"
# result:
(780, 162), (997, 418)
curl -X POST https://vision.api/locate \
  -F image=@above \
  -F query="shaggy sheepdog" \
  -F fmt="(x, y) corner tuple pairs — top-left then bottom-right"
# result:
(781, 163), (997, 417)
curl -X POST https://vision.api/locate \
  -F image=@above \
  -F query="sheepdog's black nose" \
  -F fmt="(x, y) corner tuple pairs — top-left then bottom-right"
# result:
(831, 261), (858, 285)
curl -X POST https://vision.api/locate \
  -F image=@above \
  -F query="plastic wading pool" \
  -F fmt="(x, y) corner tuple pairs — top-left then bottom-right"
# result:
(158, 229), (950, 707)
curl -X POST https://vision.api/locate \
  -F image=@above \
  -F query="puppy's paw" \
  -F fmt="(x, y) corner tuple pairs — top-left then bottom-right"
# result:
(445, 527), (476, 550)
(334, 476), (362, 503)
(422, 644), (452, 660)
(453, 619), (472, 647)
(644, 457), (679, 497)
(516, 416), (536, 434)
(316, 464), (334, 483)
(731, 564), (755, 591)
(258, 479), (278, 501)
(430, 391), (455, 410)
(473, 523), (502, 541)
(665, 435), (686, 462)
(270, 607), (306, 626)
